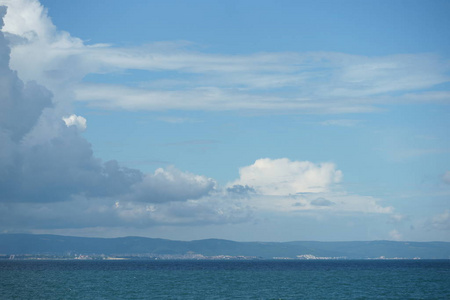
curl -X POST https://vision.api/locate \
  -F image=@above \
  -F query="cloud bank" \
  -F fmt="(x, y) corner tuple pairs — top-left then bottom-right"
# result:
(0, 6), (226, 231)
(0, 2), (396, 235)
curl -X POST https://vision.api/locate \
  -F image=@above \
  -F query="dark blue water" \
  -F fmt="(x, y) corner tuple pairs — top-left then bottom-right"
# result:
(1, 260), (449, 299)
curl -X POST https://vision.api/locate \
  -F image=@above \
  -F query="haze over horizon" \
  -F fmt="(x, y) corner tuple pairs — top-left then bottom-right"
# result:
(0, 0), (449, 242)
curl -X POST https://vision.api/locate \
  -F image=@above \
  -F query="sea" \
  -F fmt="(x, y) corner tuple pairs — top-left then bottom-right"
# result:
(1, 260), (449, 299)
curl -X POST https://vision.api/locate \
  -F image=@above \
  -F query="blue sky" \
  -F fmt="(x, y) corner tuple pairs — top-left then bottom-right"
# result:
(0, 0), (449, 242)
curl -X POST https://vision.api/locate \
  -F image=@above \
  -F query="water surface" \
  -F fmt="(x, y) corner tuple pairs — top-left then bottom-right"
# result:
(1, 260), (449, 299)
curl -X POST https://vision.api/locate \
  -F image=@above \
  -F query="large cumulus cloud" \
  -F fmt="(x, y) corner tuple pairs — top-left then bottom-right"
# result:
(231, 158), (342, 195)
(129, 167), (216, 203)
(0, 7), (221, 232)
(229, 158), (392, 215)
(0, 12), (143, 202)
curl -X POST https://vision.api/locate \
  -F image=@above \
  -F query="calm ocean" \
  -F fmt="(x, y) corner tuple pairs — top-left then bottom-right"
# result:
(1, 260), (449, 299)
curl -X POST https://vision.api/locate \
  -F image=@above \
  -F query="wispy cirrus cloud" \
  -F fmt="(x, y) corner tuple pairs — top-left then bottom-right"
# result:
(1, 0), (449, 114)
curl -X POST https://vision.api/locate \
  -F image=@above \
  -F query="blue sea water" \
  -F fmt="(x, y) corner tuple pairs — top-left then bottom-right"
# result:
(0, 260), (449, 299)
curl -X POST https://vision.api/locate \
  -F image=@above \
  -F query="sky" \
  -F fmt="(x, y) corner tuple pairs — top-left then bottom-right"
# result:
(0, 0), (449, 242)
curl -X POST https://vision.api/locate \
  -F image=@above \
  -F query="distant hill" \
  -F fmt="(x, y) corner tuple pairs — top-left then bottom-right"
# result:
(0, 234), (449, 259)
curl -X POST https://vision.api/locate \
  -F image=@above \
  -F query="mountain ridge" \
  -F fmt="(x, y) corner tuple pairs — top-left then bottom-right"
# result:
(0, 234), (449, 259)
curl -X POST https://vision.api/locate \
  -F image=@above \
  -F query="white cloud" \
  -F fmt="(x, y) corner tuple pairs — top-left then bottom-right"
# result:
(0, 191), (251, 231)
(62, 114), (86, 131)
(239, 191), (392, 215)
(1, 0), (56, 40)
(227, 158), (392, 215)
(231, 158), (342, 195)
(0, 0), (449, 114)
(128, 166), (216, 203)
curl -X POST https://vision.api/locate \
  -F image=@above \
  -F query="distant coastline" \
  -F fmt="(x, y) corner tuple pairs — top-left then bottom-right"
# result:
(1, 234), (449, 260)
(2, 254), (432, 261)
